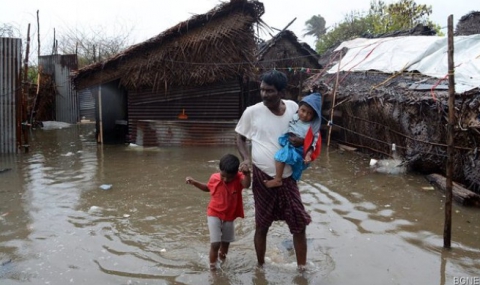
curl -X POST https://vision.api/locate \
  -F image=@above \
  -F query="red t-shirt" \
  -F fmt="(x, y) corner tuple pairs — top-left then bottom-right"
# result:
(206, 172), (245, 221)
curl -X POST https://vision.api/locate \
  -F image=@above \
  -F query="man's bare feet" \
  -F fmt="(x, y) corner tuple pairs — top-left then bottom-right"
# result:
(264, 178), (283, 188)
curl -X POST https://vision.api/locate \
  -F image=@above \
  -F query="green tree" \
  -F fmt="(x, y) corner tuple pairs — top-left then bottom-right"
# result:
(367, 0), (438, 34)
(316, 11), (373, 54)
(315, 0), (442, 54)
(303, 15), (327, 39)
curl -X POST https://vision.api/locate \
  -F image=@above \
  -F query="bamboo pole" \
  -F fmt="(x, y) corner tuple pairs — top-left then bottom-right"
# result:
(30, 11), (41, 124)
(21, 24), (31, 153)
(444, 15), (455, 249)
(30, 69), (41, 124)
(37, 10), (40, 57)
(327, 53), (342, 148)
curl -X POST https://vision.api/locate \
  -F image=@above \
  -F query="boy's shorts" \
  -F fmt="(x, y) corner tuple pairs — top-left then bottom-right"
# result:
(207, 216), (235, 243)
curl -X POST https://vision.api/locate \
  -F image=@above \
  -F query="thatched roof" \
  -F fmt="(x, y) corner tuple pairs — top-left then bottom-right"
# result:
(253, 29), (321, 100)
(455, 11), (480, 35)
(73, 0), (265, 91)
(256, 30), (320, 68)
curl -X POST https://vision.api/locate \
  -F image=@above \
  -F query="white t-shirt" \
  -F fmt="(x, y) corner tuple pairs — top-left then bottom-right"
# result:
(235, 100), (298, 177)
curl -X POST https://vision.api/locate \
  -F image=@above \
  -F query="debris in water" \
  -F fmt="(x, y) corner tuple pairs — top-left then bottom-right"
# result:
(421, 186), (435, 191)
(0, 168), (12, 174)
(40, 121), (72, 130)
(100, 184), (112, 190)
(370, 158), (406, 174)
(88, 206), (102, 214)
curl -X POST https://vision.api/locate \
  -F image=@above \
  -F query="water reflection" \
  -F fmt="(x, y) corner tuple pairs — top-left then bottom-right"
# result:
(0, 124), (479, 284)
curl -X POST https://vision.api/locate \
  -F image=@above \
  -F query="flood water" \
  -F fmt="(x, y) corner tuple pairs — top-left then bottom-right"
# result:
(1, 124), (479, 285)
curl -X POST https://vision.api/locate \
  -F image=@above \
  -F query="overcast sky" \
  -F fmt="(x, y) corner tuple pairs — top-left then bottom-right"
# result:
(1, 0), (475, 55)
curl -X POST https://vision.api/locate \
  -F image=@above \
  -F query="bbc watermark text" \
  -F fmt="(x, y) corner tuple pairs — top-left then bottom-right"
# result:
(453, 277), (480, 285)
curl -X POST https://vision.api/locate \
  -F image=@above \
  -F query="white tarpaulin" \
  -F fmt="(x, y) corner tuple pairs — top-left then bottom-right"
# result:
(328, 35), (480, 93)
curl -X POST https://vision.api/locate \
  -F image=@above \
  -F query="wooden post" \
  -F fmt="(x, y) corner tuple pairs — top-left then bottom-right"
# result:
(98, 85), (104, 144)
(299, 71), (303, 100)
(97, 45), (104, 145)
(444, 15), (455, 249)
(327, 53), (342, 148)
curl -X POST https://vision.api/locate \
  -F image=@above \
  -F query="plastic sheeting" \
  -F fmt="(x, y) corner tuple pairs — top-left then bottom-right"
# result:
(328, 35), (480, 93)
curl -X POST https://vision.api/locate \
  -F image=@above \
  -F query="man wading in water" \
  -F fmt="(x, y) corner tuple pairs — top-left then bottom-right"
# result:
(235, 70), (312, 271)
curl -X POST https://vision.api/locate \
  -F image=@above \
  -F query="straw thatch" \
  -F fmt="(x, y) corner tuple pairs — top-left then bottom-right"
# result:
(73, 0), (265, 91)
(306, 71), (480, 193)
(256, 30), (321, 100)
(455, 11), (480, 35)
(257, 30), (320, 64)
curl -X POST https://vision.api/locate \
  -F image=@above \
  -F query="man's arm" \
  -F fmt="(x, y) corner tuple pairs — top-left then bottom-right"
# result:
(240, 166), (251, 188)
(236, 134), (251, 166)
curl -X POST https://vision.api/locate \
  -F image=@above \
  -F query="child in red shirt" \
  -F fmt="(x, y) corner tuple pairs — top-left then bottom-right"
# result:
(186, 154), (251, 270)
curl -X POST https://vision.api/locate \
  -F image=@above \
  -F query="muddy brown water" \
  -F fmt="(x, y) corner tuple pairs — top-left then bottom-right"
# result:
(1, 124), (479, 285)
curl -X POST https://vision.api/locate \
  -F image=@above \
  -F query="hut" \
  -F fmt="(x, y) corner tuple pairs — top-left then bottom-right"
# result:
(255, 29), (321, 102)
(73, 0), (265, 145)
(455, 11), (480, 36)
(305, 35), (480, 194)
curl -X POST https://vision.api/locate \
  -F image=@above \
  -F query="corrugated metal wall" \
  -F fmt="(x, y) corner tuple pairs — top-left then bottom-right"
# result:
(94, 81), (128, 144)
(38, 55), (79, 123)
(128, 79), (242, 146)
(129, 80), (241, 120)
(135, 120), (238, 146)
(0, 38), (22, 153)
(79, 88), (95, 121)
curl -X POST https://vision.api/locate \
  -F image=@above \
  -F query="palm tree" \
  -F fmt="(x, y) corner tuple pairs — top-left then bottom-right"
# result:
(303, 15), (327, 39)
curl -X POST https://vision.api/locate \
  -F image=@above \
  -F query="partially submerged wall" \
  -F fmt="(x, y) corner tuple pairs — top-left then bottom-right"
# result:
(318, 72), (480, 193)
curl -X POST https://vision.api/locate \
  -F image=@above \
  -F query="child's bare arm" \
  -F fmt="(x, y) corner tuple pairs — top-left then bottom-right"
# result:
(304, 149), (313, 163)
(185, 177), (209, 192)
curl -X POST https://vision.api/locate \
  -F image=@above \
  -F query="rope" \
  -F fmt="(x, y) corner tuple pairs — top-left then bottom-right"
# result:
(324, 114), (474, 152)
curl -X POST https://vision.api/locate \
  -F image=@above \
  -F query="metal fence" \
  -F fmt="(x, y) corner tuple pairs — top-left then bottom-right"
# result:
(38, 55), (79, 124)
(0, 38), (22, 153)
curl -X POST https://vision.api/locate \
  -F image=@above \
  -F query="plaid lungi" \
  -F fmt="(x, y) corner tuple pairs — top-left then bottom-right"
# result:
(252, 164), (311, 234)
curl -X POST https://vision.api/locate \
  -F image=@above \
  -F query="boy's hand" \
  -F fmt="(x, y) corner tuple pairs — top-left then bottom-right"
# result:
(185, 177), (194, 184)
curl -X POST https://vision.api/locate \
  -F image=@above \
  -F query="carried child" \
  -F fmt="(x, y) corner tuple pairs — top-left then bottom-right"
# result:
(185, 153), (251, 270)
(264, 92), (322, 188)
